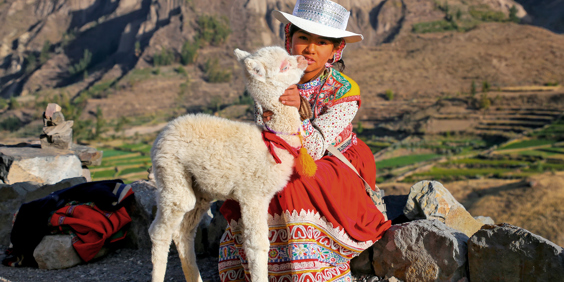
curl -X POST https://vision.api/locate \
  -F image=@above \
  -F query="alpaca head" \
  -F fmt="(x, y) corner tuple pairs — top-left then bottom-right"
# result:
(234, 46), (307, 122)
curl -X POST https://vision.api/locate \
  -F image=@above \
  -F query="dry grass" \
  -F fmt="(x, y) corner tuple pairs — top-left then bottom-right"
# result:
(383, 174), (564, 247)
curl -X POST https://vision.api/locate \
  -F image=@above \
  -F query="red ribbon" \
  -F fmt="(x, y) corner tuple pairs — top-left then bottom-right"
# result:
(262, 131), (299, 164)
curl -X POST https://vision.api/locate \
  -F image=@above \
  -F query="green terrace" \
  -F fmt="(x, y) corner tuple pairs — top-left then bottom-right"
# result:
(90, 142), (153, 183)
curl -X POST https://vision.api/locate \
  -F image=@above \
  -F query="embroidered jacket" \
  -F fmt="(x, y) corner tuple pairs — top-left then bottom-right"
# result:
(256, 68), (360, 160)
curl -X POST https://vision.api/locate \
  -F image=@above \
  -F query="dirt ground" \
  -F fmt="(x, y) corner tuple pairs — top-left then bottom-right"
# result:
(0, 247), (220, 282)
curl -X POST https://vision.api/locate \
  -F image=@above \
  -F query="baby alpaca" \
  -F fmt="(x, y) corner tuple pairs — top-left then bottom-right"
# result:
(149, 46), (308, 282)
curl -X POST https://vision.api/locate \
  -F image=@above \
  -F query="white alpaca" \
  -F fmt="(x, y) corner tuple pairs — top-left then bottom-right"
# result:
(149, 46), (308, 282)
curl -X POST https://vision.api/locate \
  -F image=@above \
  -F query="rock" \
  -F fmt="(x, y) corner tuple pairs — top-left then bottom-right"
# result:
(372, 219), (469, 282)
(195, 200), (227, 257)
(404, 180), (484, 237)
(382, 277), (403, 282)
(124, 180), (157, 249)
(383, 194), (408, 221)
(23, 177), (86, 203)
(474, 216), (495, 225)
(468, 223), (564, 281)
(350, 248), (373, 276)
(82, 167), (92, 182)
(124, 180), (227, 254)
(0, 178), (85, 246)
(40, 120), (73, 150)
(33, 235), (82, 269)
(0, 145), (83, 185)
(206, 201), (227, 256)
(33, 235), (109, 269)
(71, 144), (103, 166)
(51, 111), (65, 126)
(44, 103), (61, 119)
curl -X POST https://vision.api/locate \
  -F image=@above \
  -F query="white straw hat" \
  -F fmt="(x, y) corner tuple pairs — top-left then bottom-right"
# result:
(272, 0), (363, 43)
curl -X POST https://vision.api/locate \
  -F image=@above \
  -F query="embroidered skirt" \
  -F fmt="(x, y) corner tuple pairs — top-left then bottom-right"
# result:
(218, 139), (391, 282)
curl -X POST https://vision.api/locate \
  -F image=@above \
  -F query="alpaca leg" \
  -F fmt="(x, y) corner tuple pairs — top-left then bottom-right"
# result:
(173, 200), (210, 282)
(239, 200), (271, 282)
(149, 166), (196, 282)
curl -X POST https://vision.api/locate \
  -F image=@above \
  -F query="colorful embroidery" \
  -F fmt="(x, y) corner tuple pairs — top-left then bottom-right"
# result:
(218, 210), (371, 282)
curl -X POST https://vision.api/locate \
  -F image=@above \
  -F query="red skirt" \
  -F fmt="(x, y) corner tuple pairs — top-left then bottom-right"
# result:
(219, 139), (390, 282)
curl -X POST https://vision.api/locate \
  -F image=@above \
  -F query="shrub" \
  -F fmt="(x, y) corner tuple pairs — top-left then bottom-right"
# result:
(40, 40), (51, 64)
(134, 41), (141, 57)
(203, 58), (231, 83)
(237, 90), (253, 105)
(0, 116), (22, 132)
(153, 48), (174, 66)
(385, 89), (394, 101)
(180, 40), (199, 65)
(94, 106), (106, 138)
(175, 66), (188, 76)
(0, 98), (7, 110)
(8, 97), (20, 110)
(412, 20), (458, 33)
(208, 96), (222, 113)
(196, 15), (231, 45)
(478, 93), (491, 109)
(69, 49), (92, 75)
(469, 8), (506, 22)
(482, 80), (490, 92)
(509, 5), (519, 23)
(470, 80), (477, 97)
(25, 53), (37, 74)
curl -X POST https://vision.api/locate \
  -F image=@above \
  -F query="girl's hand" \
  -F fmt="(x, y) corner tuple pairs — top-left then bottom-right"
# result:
(262, 85), (300, 122)
(280, 85), (300, 109)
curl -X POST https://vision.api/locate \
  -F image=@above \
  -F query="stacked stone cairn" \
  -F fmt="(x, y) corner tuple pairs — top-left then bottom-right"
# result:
(40, 103), (73, 150)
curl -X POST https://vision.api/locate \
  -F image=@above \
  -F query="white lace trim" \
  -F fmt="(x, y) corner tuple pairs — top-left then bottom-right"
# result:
(229, 209), (374, 251)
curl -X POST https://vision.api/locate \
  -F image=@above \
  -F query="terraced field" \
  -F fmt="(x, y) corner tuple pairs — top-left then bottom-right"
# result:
(390, 117), (564, 184)
(90, 143), (152, 183)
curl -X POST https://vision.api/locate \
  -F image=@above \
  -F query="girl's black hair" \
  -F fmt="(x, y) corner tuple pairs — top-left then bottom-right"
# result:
(288, 24), (346, 72)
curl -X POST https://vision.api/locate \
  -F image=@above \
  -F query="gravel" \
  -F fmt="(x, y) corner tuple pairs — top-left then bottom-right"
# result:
(0, 245), (221, 282)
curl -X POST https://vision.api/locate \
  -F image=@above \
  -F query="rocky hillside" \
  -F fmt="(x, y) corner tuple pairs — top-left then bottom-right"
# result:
(0, 0), (562, 141)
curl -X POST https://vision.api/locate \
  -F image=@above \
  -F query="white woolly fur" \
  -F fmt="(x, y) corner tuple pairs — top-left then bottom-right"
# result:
(149, 46), (307, 282)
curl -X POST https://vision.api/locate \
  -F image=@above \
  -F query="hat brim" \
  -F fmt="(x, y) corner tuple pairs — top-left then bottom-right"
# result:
(272, 10), (363, 43)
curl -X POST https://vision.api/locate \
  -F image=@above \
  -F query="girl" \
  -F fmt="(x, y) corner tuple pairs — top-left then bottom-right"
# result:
(219, 1), (390, 281)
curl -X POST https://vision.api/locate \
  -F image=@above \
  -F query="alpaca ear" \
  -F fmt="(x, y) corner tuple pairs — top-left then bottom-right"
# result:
(244, 58), (266, 82)
(234, 49), (250, 62)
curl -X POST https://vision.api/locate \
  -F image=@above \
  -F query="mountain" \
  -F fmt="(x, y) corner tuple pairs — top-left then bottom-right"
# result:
(0, 0), (562, 140)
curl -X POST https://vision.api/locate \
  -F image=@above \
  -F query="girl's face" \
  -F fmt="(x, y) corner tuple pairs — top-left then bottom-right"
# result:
(290, 30), (337, 83)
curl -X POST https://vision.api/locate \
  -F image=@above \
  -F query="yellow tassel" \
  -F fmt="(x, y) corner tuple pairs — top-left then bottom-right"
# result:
(296, 147), (317, 177)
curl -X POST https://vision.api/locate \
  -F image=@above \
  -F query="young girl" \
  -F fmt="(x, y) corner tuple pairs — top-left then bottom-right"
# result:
(219, 1), (391, 281)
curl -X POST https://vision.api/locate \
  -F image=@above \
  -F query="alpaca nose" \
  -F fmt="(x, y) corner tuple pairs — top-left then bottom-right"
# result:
(296, 55), (307, 70)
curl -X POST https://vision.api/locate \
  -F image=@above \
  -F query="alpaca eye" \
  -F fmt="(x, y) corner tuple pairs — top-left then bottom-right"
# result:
(282, 66), (288, 72)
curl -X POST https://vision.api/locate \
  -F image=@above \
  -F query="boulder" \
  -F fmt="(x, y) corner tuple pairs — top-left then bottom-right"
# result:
(33, 235), (82, 269)
(33, 235), (110, 270)
(195, 200), (227, 256)
(203, 200), (227, 256)
(125, 180), (228, 255)
(404, 180), (483, 237)
(383, 194), (408, 222)
(468, 223), (564, 281)
(474, 216), (495, 225)
(124, 180), (157, 249)
(0, 145), (83, 185)
(0, 177), (86, 246)
(71, 144), (103, 166)
(372, 220), (469, 282)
